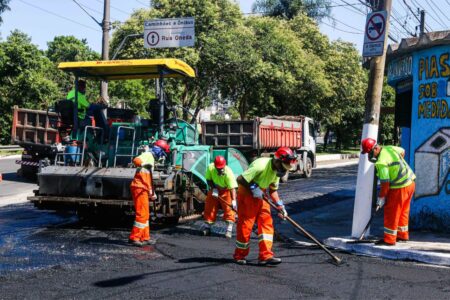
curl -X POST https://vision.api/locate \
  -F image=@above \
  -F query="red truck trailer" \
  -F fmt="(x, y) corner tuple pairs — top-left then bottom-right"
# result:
(201, 116), (317, 178)
(10, 106), (60, 179)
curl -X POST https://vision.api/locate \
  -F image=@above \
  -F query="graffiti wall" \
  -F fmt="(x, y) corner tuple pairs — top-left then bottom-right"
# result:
(409, 45), (450, 231)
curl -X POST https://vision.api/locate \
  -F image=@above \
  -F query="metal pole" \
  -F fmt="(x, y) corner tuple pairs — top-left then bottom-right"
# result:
(101, 0), (110, 103)
(158, 71), (165, 137)
(420, 10), (425, 37)
(352, 0), (392, 238)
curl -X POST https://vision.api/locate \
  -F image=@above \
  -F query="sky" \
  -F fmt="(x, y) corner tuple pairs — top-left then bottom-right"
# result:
(1, 0), (449, 55)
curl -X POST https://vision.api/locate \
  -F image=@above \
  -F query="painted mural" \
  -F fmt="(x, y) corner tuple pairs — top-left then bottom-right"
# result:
(409, 45), (450, 231)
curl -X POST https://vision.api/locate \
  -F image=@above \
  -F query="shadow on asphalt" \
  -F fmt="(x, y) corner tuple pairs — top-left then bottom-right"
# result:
(0, 171), (34, 183)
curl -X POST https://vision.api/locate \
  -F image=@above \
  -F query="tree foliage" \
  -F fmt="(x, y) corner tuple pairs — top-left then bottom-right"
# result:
(253, 0), (331, 21)
(0, 0), (10, 25)
(0, 31), (59, 144)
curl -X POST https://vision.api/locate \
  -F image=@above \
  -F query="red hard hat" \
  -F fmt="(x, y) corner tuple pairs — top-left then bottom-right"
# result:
(361, 138), (377, 154)
(154, 139), (170, 153)
(214, 156), (226, 169)
(274, 147), (297, 163)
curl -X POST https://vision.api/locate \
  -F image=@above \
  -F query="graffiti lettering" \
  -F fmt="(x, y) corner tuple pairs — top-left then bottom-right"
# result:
(418, 82), (438, 99)
(418, 99), (450, 119)
(418, 53), (450, 80)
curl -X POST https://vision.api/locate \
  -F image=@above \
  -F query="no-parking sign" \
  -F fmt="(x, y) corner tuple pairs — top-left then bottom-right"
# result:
(363, 11), (387, 57)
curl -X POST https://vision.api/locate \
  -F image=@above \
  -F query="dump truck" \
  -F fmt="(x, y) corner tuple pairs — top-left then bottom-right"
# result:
(202, 116), (316, 178)
(28, 59), (248, 223)
(11, 106), (60, 179)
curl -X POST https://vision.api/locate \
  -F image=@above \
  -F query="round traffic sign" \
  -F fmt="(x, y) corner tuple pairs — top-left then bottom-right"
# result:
(146, 31), (160, 46)
(365, 13), (385, 41)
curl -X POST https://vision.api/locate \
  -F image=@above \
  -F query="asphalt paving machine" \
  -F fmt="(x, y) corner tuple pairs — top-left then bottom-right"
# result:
(28, 59), (248, 223)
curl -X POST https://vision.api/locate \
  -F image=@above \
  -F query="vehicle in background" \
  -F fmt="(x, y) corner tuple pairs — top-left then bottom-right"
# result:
(202, 116), (316, 178)
(11, 106), (60, 179)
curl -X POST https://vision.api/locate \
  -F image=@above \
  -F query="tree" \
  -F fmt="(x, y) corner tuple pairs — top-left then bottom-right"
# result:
(0, 31), (59, 144)
(46, 35), (100, 102)
(0, 0), (10, 25)
(319, 41), (367, 150)
(110, 0), (245, 121)
(253, 0), (331, 21)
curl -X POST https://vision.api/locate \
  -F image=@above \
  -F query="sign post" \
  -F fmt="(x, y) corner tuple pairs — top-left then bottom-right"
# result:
(363, 11), (387, 57)
(144, 18), (195, 49)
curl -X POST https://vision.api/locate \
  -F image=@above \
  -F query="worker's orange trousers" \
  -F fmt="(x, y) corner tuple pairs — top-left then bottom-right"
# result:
(383, 182), (415, 244)
(204, 189), (236, 224)
(129, 187), (150, 242)
(233, 185), (274, 261)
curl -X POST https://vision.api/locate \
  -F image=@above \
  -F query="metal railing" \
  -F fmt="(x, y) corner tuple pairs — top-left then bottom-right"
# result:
(113, 126), (136, 167)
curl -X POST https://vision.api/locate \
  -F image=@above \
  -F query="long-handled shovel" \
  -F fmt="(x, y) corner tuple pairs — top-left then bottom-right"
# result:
(346, 205), (380, 244)
(263, 196), (342, 265)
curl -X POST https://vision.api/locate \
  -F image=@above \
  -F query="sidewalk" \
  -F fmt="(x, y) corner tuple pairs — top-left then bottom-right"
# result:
(293, 196), (450, 267)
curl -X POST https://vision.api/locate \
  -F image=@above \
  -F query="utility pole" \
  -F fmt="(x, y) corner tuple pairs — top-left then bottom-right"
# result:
(420, 10), (425, 37)
(101, 0), (110, 103)
(351, 0), (392, 238)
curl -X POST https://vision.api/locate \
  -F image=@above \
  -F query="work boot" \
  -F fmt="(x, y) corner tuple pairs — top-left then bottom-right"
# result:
(202, 227), (211, 236)
(141, 240), (156, 245)
(375, 239), (395, 246)
(258, 257), (282, 266)
(234, 259), (247, 265)
(128, 239), (144, 247)
(225, 222), (233, 239)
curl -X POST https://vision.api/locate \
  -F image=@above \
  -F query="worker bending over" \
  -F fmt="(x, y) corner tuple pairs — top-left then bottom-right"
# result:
(233, 147), (297, 266)
(129, 139), (170, 246)
(361, 138), (416, 246)
(203, 156), (238, 239)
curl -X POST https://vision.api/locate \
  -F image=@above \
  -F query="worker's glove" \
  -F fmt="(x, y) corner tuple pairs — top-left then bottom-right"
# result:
(212, 188), (219, 198)
(249, 183), (264, 199)
(231, 200), (237, 211)
(150, 194), (157, 201)
(376, 197), (386, 208)
(276, 201), (288, 219)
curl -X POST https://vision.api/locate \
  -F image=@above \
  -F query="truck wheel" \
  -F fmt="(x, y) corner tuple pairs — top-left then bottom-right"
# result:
(302, 157), (312, 178)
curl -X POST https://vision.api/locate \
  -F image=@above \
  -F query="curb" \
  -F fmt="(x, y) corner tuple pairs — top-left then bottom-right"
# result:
(0, 191), (34, 207)
(316, 153), (360, 162)
(0, 154), (22, 160)
(324, 237), (450, 267)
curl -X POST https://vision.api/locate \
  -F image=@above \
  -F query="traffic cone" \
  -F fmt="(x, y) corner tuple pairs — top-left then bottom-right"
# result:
(0, 173), (2, 182)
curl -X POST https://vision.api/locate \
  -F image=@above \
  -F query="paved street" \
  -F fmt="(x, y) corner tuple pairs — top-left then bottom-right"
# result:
(0, 157), (37, 204)
(1, 164), (450, 299)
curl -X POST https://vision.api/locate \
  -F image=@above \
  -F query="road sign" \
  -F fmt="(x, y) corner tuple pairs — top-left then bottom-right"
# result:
(363, 11), (387, 57)
(144, 18), (195, 49)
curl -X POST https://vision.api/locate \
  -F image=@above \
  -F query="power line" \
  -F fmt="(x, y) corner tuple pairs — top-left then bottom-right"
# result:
(424, 0), (449, 26)
(17, 0), (101, 32)
(321, 20), (364, 35)
(411, 0), (442, 30)
(94, 0), (131, 16)
(402, 0), (430, 32)
(72, 0), (101, 26)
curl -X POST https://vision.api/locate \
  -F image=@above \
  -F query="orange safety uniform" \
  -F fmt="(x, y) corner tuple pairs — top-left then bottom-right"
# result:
(234, 157), (280, 261)
(375, 146), (416, 244)
(204, 163), (237, 225)
(129, 152), (155, 243)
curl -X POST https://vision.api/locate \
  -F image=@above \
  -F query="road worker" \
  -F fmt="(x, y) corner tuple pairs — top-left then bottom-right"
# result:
(203, 156), (238, 239)
(66, 80), (107, 131)
(233, 147), (297, 266)
(361, 138), (416, 246)
(128, 139), (169, 246)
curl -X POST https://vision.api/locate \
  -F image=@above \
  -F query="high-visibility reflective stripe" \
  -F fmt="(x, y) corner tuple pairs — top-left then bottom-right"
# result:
(258, 233), (273, 242)
(384, 227), (397, 235)
(236, 240), (250, 249)
(133, 221), (147, 229)
(398, 225), (408, 232)
(205, 221), (214, 225)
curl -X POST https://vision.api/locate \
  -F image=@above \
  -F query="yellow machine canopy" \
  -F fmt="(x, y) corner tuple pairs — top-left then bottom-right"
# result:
(58, 59), (195, 80)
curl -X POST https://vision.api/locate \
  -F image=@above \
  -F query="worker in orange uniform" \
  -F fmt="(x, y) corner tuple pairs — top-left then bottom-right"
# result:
(203, 156), (238, 239)
(129, 139), (170, 246)
(361, 138), (416, 246)
(233, 147), (297, 266)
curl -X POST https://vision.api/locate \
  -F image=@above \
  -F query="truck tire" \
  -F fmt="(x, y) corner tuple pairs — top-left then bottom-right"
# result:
(301, 157), (312, 178)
